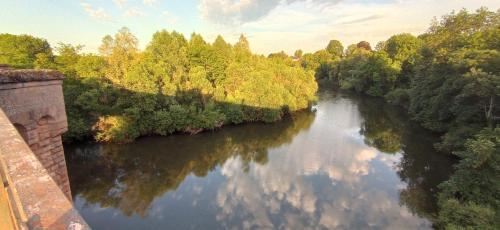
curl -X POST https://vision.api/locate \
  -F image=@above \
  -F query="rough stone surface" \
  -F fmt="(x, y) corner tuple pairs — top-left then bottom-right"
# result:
(0, 69), (63, 83)
(0, 68), (89, 229)
(0, 109), (89, 229)
(0, 73), (71, 199)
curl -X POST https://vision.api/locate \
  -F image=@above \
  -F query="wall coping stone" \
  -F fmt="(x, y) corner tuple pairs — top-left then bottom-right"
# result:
(0, 69), (64, 83)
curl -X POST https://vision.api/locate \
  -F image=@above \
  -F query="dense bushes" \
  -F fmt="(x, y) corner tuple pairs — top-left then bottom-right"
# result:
(298, 8), (498, 229)
(438, 127), (500, 228)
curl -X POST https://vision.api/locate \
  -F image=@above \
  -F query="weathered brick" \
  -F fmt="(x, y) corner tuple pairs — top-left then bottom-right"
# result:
(0, 69), (85, 228)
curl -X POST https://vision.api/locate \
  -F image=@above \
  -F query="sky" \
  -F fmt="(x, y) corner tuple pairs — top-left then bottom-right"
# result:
(1, 0), (499, 55)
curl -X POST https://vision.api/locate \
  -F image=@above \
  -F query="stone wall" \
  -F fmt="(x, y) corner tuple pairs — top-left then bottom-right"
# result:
(0, 109), (89, 229)
(0, 67), (89, 229)
(0, 69), (71, 199)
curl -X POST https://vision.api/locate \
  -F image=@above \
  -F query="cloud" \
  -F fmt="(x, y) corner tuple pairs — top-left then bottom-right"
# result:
(143, 0), (157, 6)
(81, 3), (112, 21)
(113, 0), (126, 9)
(198, 0), (341, 25)
(162, 10), (178, 25)
(124, 8), (145, 17)
(340, 14), (384, 25)
(198, 0), (500, 55)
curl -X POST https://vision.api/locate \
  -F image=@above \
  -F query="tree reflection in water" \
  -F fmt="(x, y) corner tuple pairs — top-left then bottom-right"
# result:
(66, 90), (455, 229)
(66, 111), (315, 217)
(354, 93), (456, 221)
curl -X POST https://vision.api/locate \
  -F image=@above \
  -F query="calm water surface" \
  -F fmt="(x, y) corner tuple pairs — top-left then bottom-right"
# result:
(65, 90), (455, 230)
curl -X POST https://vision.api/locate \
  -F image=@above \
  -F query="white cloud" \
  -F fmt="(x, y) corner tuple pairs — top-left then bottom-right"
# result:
(124, 7), (145, 17)
(199, 0), (341, 25)
(81, 3), (112, 21)
(162, 10), (178, 25)
(202, 0), (500, 54)
(113, 0), (127, 9)
(143, 0), (157, 6)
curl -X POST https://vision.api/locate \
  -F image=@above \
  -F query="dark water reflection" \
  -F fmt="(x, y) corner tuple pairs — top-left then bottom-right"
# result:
(65, 90), (455, 230)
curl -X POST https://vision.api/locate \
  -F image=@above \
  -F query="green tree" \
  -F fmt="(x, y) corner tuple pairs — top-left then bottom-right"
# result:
(294, 49), (303, 59)
(357, 41), (372, 51)
(99, 27), (139, 84)
(384, 33), (422, 63)
(54, 43), (83, 77)
(234, 34), (251, 61)
(438, 127), (500, 229)
(0, 34), (53, 68)
(326, 39), (344, 58)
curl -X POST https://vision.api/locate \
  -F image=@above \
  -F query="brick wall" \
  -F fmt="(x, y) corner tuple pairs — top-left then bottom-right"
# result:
(0, 109), (89, 229)
(22, 117), (71, 200)
(0, 69), (71, 200)
(0, 68), (88, 229)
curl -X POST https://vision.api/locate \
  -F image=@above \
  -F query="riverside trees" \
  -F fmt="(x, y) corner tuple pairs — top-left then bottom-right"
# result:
(1, 7), (497, 229)
(0, 29), (317, 142)
(297, 8), (498, 229)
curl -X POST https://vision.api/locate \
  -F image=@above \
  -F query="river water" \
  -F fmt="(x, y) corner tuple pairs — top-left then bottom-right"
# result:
(65, 90), (455, 229)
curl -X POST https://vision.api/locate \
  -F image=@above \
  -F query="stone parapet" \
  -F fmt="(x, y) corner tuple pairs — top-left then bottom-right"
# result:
(0, 109), (89, 229)
(0, 69), (63, 83)
(0, 66), (89, 229)
(0, 68), (71, 199)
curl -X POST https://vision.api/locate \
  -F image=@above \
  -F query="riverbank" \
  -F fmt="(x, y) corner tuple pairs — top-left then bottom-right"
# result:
(65, 90), (455, 229)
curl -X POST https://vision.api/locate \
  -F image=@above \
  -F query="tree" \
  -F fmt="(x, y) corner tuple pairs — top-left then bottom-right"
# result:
(75, 54), (106, 79)
(326, 39), (343, 58)
(356, 41), (372, 51)
(38, 28), (317, 142)
(54, 43), (83, 77)
(0, 33), (53, 68)
(234, 34), (251, 61)
(384, 33), (422, 63)
(294, 49), (303, 59)
(268, 51), (289, 59)
(99, 27), (139, 84)
(210, 35), (232, 86)
(188, 33), (212, 68)
(438, 128), (500, 229)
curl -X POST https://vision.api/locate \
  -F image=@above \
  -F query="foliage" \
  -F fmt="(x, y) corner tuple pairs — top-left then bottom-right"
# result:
(309, 8), (499, 229)
(437, 127), (500, 228)
(356, 41), (372, 51)
(438, 199), (496, 230)
(0, 28), (317, 142)
(0, 33), (53, 68)
(326, 39), (343, 58)
(2, 7), (498, 229)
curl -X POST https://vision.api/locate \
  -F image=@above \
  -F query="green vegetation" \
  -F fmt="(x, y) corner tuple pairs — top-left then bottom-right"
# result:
(0, 34), (53, 69)
(66, 112), (315, 217)
(355, 93), (455, 221)
(0, 7), (498, 229)
(296, 8), (498, 229)
(0, 29), (317, 142)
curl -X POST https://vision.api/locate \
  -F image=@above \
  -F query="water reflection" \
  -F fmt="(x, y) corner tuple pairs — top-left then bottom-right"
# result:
(65, 90), (454, 229)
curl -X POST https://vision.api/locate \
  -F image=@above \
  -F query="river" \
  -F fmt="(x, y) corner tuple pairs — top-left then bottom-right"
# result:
(64, 89), (455, 229)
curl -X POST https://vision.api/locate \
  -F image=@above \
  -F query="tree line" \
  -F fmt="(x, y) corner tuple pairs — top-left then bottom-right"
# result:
(0, 29), (318, 142)
(0, 7), (498, 229)
(287, 7), (498, 229)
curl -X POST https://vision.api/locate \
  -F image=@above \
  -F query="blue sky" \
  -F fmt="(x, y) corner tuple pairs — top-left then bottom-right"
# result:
(1, 0), (499, 55)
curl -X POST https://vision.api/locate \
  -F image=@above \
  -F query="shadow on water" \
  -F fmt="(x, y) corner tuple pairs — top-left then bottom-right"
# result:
(347, 92), (456, 219)
(65, 89), (455, 229)
(65, 111), (316, 217)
